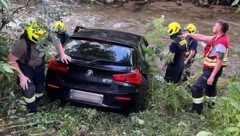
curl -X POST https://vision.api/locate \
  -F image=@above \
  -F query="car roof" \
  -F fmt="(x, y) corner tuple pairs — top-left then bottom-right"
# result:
(70, 28), (146, 48)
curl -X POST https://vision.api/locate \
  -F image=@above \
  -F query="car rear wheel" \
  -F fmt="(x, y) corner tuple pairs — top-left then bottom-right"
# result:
(47, 92), (67, 106)
(122, 90), (147, 116)
(132, 89), (147, 112)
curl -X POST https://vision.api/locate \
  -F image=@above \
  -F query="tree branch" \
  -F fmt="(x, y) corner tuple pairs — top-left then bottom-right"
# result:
(0, 0), (42, 32)
(11, 0), (32, 15)
(0, 16), (8, 31)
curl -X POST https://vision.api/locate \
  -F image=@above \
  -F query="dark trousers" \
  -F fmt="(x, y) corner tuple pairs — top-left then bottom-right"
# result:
(191, 66), (223, 111)
(165, 63), (184, 84)
(18, 62), (45, 112)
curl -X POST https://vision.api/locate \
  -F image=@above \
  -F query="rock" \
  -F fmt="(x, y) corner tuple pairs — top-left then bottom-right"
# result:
(106, 0), (114, 4)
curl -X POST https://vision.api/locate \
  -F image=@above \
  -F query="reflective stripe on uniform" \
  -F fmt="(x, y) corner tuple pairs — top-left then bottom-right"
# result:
(192, 97), (204, 104)
(35, 93), (44, 98)
(205, 96), (216, 103)
(179, 39), (187, 46)
(203, 49), (229, 68)
(203, 57), (228, 68)
(24, 95), (36, 103)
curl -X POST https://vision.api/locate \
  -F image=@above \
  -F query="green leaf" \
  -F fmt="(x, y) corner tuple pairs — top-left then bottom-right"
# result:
(39, 48), (46, 52)
(137, 118), (145, 125)
(9, 115), (18, 119)
(229, 100), (240, 111)
(0, 65), (5, 73)
(196, 131), (213, 136)
(236, 114), (240, 122)
(6, 12), (15, 23)
(39, 52), (45, 57)
(236, 6), (240, 14)
(0, 0), (10, 10)
(227, 127), (240, 132)
(231, 0), (240, 6)
(2, 63), (14, 73)
(237, 122), (240, 127)
(10, 91), (14, 97)
(18, 100), (26, 105)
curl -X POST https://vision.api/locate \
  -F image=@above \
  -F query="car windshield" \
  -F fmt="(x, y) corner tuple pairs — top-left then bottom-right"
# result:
(64, 39), (132, 66)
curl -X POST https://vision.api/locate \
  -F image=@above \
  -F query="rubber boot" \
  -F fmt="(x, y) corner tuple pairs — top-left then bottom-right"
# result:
(207, 101), (215, 110)
(186, 103), (202, 115)
(27, 101), (37, 114)
(35, 97), (41, 106)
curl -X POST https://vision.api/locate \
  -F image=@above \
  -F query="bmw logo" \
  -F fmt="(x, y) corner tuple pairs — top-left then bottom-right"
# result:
(86, 69), (93, 77)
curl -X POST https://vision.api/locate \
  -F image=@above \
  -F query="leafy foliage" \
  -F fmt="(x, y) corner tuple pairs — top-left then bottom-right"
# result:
(0, 0), (15, 74)
(144, 16), (174, 74)
(145, 16), (168, 60)
(231, 0), (240, 14)
(231, 0), (240, 6)
(205, 81), (240, 136)
(236, 5), (240, 14)
(0, 32), (16, 101)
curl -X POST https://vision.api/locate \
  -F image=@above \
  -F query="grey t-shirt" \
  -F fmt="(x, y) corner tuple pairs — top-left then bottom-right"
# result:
(11, 39), (43, 67)
(208, 43), (226, 57)
(11, 35), (61, 67)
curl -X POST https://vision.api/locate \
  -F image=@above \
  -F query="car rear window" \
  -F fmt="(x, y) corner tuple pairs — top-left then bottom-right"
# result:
(64, 39), (132, 65)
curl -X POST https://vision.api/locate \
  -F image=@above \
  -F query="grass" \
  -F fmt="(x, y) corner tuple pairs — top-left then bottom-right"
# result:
(0, 76), (227, 136)
(0, 58), (239, 136)
(1, 56), (239, 135)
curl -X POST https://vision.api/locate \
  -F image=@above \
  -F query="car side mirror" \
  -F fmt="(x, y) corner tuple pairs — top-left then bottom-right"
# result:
(73, 26), (87, 33)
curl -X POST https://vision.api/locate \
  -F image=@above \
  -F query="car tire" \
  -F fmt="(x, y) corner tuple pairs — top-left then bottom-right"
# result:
(47, 92), (66, 106)
(121, 90), (146, 116)
(132, 89), (147, 112)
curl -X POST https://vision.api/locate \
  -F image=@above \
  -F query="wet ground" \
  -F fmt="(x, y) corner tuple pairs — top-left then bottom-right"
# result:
(63, 1), (239, 77)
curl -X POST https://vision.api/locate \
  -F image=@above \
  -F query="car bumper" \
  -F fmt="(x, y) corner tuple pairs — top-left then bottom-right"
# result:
(46, 83), (138, 110)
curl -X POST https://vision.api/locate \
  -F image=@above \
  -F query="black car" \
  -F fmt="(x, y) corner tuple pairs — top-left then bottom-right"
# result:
(45, 27), (149, 114)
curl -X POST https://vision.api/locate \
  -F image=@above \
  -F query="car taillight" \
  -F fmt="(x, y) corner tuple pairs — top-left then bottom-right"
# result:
(112, 70), (142, 85)
(47, 83), (60, 89)
(48, 57), (68, 73)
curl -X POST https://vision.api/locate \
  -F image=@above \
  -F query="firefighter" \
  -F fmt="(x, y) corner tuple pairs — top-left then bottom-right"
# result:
(163, 22), (187, 84)
(182, 23), (198, 81)
(54, 21), (71, 45)
(180, 20), (229, 114)
(8, 21), (71, 113)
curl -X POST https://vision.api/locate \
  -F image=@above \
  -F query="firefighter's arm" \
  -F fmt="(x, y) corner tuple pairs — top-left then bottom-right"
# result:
(207, 52), (224, 85)
(8, 53), (31, 90)
(184, 50), (195, 64)
(180, 33), (214, 43)
(55, 43), (72, 64)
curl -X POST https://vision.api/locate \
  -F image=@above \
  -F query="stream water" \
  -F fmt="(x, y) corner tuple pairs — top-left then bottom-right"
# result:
(63, 1), (240, 76)
(11, 1), (240, 76)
